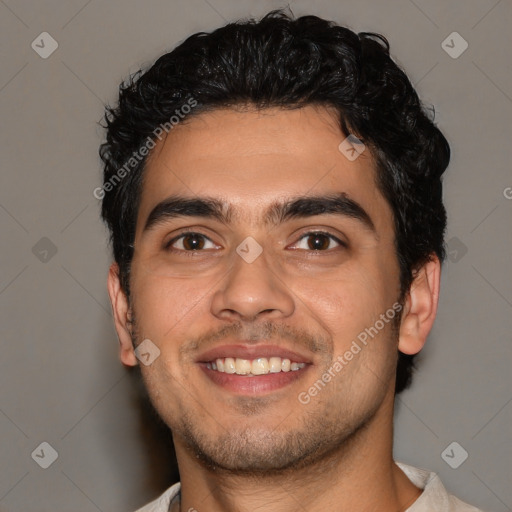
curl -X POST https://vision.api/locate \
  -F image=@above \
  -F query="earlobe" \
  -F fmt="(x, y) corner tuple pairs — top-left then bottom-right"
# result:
(107, 262), (138, 366)
(398, 256), (441, 355)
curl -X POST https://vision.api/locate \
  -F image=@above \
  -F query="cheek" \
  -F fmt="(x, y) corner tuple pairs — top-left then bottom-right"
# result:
(131, 272), (211, 345)
(292, 269), (387, 326)
(290, 267), (398, 369)
(132, 274), (211, 411)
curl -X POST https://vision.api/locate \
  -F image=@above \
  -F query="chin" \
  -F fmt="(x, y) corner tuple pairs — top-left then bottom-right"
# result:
(177, 413), (364, 476)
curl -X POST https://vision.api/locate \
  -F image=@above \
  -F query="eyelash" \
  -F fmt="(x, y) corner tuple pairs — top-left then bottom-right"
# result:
(293, 231), (347, 251)
(164, 231), (346, 253)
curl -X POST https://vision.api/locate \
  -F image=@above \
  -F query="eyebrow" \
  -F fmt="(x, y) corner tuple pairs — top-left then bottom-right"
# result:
(142, 193), (376, 235)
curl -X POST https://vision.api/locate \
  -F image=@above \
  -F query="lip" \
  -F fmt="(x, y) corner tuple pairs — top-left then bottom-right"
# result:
(196, 344), (312, 364)
(196, 343), (313, 395)
(199, 363), (310, 395)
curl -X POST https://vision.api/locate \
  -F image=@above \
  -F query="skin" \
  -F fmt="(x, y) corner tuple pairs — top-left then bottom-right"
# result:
(108, 105), (441, 511)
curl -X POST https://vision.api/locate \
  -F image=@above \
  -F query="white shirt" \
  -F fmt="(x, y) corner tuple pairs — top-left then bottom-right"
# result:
(134, 462), (485, 511)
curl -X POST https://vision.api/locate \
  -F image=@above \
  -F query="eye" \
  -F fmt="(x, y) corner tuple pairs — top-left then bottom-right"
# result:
(166, 232), (219, 251)
(291, 231), (345, 251)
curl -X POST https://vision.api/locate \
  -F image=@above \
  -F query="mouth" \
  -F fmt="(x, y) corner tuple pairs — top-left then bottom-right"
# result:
(206, 356), (306, 375)
(197, 345), (312, 395)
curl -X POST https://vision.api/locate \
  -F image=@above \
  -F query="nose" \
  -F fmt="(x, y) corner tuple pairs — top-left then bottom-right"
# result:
(210, 247), (295, 322)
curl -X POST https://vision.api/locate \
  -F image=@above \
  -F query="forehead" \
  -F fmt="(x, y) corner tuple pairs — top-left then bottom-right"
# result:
(136, 105), (391, 232)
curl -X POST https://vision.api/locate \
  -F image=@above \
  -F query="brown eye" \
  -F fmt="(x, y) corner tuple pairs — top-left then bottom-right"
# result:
(291, 232), (345, 251)
(181, 233), (205, 250)
(166, 232), (217, 251)
(306, 233), (331, 250)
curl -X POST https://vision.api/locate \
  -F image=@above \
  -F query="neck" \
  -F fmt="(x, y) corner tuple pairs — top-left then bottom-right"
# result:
(173, 392), (421, 512)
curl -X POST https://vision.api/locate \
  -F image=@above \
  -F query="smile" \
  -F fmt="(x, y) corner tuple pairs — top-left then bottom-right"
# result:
(206, 357), (307, 376)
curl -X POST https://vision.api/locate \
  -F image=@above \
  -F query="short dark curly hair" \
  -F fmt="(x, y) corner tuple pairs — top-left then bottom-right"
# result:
(99, 9), (450, 394)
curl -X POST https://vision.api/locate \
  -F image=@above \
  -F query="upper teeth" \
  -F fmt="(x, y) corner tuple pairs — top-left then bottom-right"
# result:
(206, 357), (306, 376)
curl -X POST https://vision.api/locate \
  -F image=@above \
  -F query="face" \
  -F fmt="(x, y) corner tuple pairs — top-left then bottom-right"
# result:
(120, 105), (405, 473)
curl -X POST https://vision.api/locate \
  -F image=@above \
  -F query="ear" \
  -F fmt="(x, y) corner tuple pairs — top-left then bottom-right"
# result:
(398, 256), (441, 355)
(107, 262), (138, 366)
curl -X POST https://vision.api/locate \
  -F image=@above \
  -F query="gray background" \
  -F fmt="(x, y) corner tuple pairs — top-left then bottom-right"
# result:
(0, 0), (511, 511)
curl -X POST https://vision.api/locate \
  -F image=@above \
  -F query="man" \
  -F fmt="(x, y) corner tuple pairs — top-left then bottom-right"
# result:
(100, 9), (484, 512)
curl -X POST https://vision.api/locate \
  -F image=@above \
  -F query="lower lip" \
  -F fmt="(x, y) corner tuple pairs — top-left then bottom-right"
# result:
(199, 364), (310, 395)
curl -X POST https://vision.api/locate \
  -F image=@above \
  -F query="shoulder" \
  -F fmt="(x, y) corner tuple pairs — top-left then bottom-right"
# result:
(448, 495), (487, 512)
(133, 482), (181, 512)
(396, 462), (486, 512)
